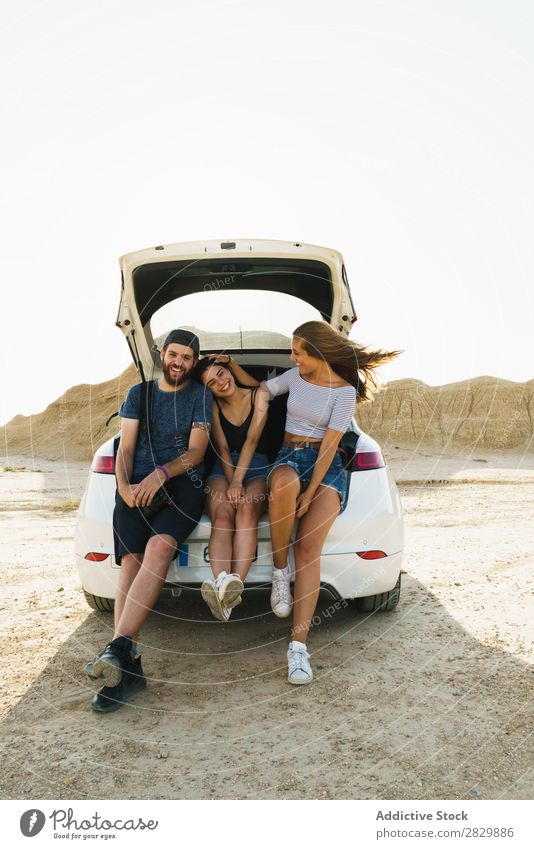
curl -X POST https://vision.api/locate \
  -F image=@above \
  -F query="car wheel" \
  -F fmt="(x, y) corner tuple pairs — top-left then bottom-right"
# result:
(83, 590), (115, 612)
(357, 573), (401, 613)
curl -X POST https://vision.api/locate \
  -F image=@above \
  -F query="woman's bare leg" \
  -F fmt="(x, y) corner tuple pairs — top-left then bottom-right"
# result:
(268, 466), (300, 568)
(232, 477), (267, 580)
(291, 486), (340, 644)
(206, 477), (235, 578)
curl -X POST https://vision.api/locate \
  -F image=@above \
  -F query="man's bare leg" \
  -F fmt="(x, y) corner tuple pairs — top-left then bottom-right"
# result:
(114, 534), (176, 639)
(114, 553), (143, 643)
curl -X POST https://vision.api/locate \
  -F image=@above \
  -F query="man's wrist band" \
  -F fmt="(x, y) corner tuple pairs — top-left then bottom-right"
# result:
(156, 464), (170, 481)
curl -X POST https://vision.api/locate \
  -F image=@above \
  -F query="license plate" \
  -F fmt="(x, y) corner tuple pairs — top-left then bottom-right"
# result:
(174, 542), (273, 567)
(177, 544), (189, 566)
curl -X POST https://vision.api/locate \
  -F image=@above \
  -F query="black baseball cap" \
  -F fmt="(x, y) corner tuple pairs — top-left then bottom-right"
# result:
(162, 329), (200, 356)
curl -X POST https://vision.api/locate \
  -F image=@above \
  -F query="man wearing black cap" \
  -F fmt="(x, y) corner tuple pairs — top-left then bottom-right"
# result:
(87, 329), (211, 712)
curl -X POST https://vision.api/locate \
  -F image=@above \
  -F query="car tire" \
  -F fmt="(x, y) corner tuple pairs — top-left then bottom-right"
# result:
(357, 572), (401, 613)
(83, 590), (115, 612)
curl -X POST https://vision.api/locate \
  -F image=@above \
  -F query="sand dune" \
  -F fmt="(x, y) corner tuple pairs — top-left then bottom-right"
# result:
(1, 367), (533, 461)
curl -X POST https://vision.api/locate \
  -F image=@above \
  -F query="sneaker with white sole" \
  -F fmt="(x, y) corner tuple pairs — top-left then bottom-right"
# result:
(218, 573), (244, 608)
(287, 640), (313, 685)
(201, 579), (231, 621)
(270, 568), (293, 618)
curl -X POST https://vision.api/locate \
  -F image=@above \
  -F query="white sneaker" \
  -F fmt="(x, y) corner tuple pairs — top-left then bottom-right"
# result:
(270, 568), (293, 618)
(287, 641), (313, 685)
(201, 579), (231, 621)
(217, 573), (244, 609)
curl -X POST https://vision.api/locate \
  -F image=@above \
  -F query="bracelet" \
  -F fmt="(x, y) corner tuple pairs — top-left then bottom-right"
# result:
(155, 464), (170, 481)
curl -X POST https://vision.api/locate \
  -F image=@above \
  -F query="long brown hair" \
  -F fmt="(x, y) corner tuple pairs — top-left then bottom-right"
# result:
(293, 320), (401, 403)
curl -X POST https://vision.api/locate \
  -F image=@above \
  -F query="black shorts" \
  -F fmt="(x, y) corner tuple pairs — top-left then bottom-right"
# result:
(113, 474), (204, 565)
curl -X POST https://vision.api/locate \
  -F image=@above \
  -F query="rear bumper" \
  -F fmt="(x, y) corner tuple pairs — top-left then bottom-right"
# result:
(75, 549), (403, 602)
(165, 549), (403, 599)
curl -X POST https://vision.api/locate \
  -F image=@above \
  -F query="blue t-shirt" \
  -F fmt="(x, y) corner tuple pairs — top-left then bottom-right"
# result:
(119, 380), (213, 478)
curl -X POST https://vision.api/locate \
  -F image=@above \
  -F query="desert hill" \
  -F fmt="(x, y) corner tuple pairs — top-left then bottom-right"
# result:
(357, 376), (534, 453)
(1, 365), (139, 462)
(2, 367), (533, 462)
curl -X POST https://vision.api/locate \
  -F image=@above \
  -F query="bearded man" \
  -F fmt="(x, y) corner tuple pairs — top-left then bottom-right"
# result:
(86, 329), (212, 712)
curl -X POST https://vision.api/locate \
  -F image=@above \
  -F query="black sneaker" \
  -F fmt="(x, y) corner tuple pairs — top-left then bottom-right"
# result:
(87, 636), (135, 688)
(91, 657), (146, 713)
(85, 647), (141, 679)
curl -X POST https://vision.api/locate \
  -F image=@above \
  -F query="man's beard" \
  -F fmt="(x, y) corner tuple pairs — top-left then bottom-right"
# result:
(162, 361), (190, 387)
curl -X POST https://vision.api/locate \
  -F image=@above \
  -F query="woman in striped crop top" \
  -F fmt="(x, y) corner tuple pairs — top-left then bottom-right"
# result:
(261, 320), (400, 685)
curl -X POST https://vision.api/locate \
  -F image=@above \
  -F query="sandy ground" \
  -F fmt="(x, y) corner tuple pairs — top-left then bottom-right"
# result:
(0, 447), (532, 800)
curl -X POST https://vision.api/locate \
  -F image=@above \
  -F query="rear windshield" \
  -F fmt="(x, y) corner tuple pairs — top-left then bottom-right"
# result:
(132, 257), (333, 325)
(150, 289), (323, 351)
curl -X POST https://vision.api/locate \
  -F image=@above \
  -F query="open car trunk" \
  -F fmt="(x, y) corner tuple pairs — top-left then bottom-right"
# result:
(116, 239), (357, 379)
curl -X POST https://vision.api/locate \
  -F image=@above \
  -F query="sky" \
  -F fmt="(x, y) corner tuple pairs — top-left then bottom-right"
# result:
(1, 0), (533, 426)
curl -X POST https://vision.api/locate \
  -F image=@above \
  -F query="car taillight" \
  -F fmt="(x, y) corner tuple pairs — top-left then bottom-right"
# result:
(84, 552), (110, 561)
(92, 455), (115, 474)
(350, 450), (385, 471)
(356, 550), (387, 559)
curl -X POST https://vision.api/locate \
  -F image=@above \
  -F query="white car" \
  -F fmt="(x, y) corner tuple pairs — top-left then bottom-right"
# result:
(75, 239), (404, 613)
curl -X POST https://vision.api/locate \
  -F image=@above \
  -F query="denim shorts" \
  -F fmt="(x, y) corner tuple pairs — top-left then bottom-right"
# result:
(207, 451), (270, 485)
(268, 445), (346, 501)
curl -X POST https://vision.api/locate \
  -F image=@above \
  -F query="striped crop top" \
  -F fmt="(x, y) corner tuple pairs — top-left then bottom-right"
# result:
(264, 367), (356, 439)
